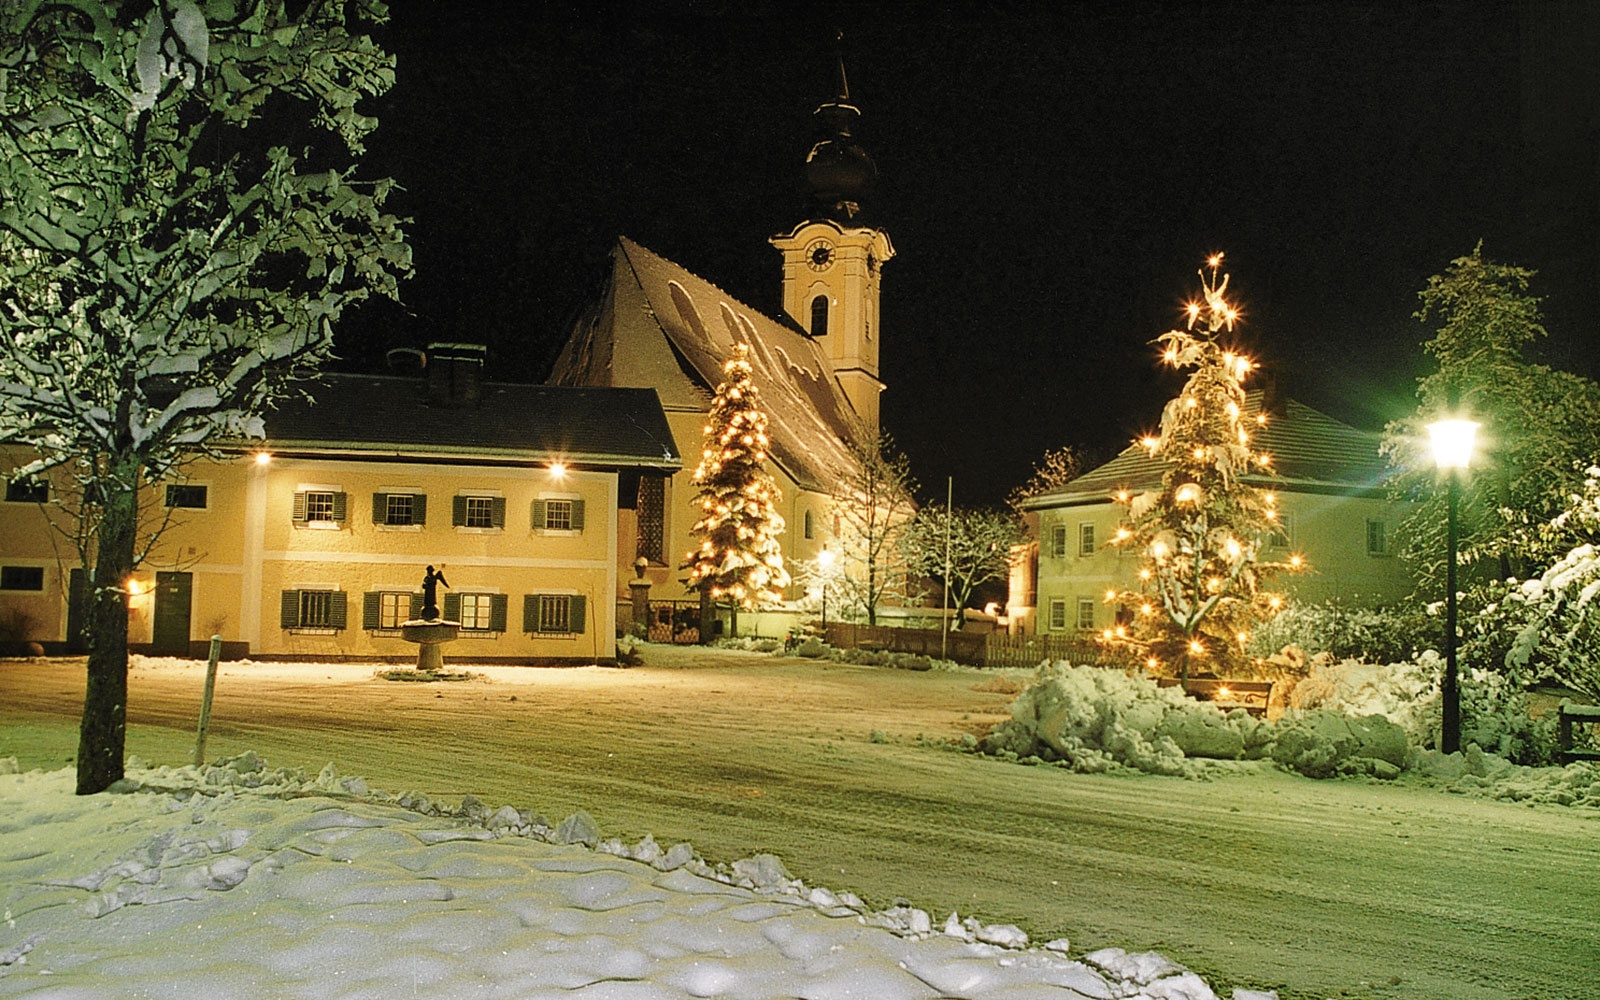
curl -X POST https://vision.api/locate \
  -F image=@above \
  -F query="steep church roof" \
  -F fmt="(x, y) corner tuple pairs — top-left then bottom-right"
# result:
(1024, 392), (1390, 509)
(547, 237), (866, 494)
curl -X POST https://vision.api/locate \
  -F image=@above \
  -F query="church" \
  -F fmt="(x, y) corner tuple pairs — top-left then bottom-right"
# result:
(548, 59), (894, 605)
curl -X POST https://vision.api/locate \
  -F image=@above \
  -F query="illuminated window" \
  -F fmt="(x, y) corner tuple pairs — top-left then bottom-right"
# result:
(363, 591), (417, 631)
(459, 593), (494, 631)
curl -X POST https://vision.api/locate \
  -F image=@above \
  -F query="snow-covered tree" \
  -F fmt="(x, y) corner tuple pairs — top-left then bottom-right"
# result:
(0, 1), (410, 794)
(900, 505), (1026, 628)
(1105, 254), (1301, 680)
(684, 342), (790, 609)
(1493, 464), (1600, 702)
(1382, 245), (1600, 589)
(1007, 445), (1085, 513)
(830, 432), (918, 626)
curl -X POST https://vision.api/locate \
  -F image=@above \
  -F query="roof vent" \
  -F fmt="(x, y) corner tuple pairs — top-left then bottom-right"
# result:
(426, 342), (487, 407)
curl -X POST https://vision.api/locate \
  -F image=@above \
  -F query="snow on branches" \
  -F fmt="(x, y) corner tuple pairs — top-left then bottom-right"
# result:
(684, 342), (790, 608)
(1104, 254), (1302, 677)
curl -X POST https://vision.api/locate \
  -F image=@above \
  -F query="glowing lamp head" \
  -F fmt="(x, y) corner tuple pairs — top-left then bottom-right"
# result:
(1174, 483), (1201, 504)
(254, 451), (272, 466)
(1188, 640), (1205, 655)
(817, 548), (836, 569)
(1427, 418), (1479, 470)
(549, 462), (567, 479)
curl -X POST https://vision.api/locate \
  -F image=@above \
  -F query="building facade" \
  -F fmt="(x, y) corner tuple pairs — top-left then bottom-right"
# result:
(0, 357), (680, 664)
(1012, 394), (1414, 636)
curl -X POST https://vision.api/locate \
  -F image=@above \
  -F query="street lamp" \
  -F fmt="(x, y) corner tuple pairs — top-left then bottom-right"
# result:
(817, 548), (836, 631)
(1428, 417), (1478, 755)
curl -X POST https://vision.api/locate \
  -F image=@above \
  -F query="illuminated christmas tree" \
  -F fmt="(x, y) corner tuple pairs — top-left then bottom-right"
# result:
(1105, 254), (1303, 680)
(685, 342), (791, 609)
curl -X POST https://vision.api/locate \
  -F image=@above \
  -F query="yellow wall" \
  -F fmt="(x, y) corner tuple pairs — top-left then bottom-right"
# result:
(0, 450), (622, 662)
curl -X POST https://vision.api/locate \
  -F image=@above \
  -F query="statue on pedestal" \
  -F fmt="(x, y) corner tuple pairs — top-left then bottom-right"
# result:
(421, 564), (449, 621)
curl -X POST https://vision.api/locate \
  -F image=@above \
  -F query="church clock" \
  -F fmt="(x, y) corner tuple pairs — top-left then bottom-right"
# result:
(806, 239), (835, 271)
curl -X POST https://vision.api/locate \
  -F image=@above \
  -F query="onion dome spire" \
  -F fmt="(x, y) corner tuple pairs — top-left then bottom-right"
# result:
(802, 31), (877, 223)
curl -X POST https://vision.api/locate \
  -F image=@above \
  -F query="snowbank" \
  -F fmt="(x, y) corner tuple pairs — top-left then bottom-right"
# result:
(0, 754), (1266, 999)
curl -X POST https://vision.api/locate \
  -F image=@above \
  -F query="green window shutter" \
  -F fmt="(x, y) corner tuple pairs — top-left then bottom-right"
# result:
(329, 591), (348, 630)
(490, 496), (506, 528)
(412, 495), (427, 525)
(523, 594), (538, 632)
(568, 595), (586, 634)
(489, 594), (508, 632)
(363, 593), (380, 629)
(453, 495), (467, 526)
(332, 492), (348, 522)
(531, 499), (547, 529)
(443, 592), (460, 621)
(280, 590), (300, 628)
(292, 493), (307, 522)
(409, 592), (422, 619)
(371, 494), (387, 523)
(570, 499), (585, 532)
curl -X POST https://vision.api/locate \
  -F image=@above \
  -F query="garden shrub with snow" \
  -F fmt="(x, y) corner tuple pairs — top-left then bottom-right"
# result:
(1246, 600), (1434, 666)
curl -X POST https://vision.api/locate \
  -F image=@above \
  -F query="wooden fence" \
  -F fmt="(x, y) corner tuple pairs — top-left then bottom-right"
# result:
(823, 623), (1127, 670)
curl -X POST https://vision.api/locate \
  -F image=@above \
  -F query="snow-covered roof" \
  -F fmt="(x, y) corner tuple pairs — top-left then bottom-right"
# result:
(1024, 393), (1390, 509)
(548, 237), (865, 493)
(255, 374), (681, 470)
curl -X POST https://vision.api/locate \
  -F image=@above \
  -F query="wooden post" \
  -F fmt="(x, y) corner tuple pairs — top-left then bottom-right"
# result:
(194, 634), (222, 766)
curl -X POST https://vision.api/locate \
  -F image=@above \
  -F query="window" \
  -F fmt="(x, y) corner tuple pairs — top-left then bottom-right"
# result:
(280, 589), (347, 630)
(803, 509), (814, 540)
(1366, 519), (1389, 556)
(533, 497), (585, 533)
(0, 566), (44, 591)
(1078, 522), (1096, 557)
(1076, 598), (1096, 631)
(1267, 515), (1291, 550)
(1050, 524), (1068, 558)
(373, 492), (427, 527)
(454, 494), (505, 530)
(165, 484), (208, 509)
(293, 490), (347, 526)
(636, 477), (664, 562)
(4, 477), (47, 503)
(445, 592), (507, 633)
(1047, 598), (1067, 632)
(525, 593), (587, 635)
(363, 591), (419, 631)
(810, 294), (829, 337)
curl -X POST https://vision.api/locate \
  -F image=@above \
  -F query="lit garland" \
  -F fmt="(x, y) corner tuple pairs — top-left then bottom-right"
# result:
(1103, 253), (1305, 679)
(683, 342), (791, 608)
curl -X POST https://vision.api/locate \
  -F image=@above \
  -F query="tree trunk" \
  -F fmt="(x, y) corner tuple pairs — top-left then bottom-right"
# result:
(76, 460), (138, 795)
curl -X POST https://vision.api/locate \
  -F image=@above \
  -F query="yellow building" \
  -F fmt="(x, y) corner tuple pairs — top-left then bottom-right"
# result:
(0, 351), (680, 664)
(1012, 394), (1414, 635)
(549, 69), (892, 603)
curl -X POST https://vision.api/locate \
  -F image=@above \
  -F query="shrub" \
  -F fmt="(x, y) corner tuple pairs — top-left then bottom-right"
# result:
(1247, 600), (1435, 665)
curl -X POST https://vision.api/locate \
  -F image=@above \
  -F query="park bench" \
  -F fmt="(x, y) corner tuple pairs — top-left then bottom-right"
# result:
(1157, 677), (1274, 716)
(1557, 703), (1600, 765)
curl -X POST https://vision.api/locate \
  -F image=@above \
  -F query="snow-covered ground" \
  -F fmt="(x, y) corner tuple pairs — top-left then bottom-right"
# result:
(0, 754), (1272, 1000)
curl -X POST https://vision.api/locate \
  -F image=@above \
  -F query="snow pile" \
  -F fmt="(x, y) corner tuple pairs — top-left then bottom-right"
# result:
(0, 754), (1266, 999)
(980, 663), (1273, 776)
(1410, 746), (1600, 808)
(1268, 710), (1409, 779)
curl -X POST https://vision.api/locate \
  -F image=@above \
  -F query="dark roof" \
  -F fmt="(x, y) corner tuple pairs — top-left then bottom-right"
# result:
(256, 373), (681, 469)
(1024, 393), (1389, 509)
(549, 237), (864, 492)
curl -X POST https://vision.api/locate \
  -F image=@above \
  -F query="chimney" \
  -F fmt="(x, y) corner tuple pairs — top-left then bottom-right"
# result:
(1259, 372), (1288, 419)
(425, 342), (487, 406)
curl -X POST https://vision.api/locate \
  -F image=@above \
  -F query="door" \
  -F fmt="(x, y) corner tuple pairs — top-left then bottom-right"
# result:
(152, 571), (193, 655)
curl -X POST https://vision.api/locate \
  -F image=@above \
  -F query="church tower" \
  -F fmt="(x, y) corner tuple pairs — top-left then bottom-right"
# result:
(771, 44), (894, 434)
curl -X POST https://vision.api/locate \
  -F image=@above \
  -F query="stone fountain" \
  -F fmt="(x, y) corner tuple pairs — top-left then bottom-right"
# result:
(400, 564), (458, 671)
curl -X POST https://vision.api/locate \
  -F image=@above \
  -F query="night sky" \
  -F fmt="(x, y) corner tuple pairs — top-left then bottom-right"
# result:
(336, 6), (1599, 506)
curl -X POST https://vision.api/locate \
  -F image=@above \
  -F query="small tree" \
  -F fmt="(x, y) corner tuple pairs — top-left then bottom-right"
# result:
(1106, 254), (1301, 680)
(684, 342), (790, 613)
(1007, 445), (1085, 513)
(831, 431), (918, 626)
(901, 505), (1026, 628)
(0, 1), (410, 794)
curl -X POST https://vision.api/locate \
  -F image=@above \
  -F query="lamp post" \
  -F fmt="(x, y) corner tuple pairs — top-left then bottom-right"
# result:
(1428, 417), (1478, 755)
